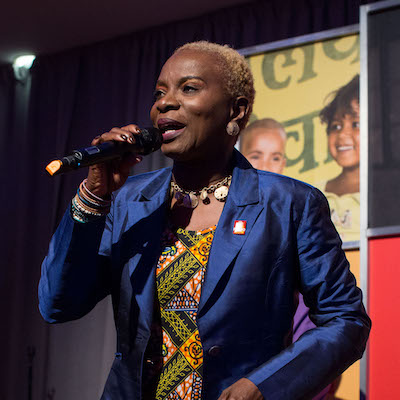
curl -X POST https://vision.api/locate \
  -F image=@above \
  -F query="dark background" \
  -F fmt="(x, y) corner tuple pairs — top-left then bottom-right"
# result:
(367, 5), (400, 229)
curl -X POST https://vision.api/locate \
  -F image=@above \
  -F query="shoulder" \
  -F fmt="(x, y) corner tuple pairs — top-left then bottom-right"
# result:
(256, 169), (324, 202)
(313, 180), (328, 192)
(233, 150), (323, 207)
(254, 170), (329, 227)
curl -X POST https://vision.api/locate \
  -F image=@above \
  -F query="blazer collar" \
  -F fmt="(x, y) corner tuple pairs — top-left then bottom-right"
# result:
(229, 148), (260, 206)
(135, 149), (259, 205)
(198, 149), (264, 317)
(138, 167), (172, 202)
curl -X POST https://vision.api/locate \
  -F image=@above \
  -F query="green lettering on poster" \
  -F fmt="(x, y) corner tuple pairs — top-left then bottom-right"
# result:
(322, 36), (359, 64)
(262, 45), (318, 89)
(262, 49), (296, 89)
(297, 45), (317, 83)
(284, 111), (320, 173)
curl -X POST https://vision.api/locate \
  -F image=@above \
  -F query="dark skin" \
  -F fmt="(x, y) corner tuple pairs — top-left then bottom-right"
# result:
(86, 49), (263, 400)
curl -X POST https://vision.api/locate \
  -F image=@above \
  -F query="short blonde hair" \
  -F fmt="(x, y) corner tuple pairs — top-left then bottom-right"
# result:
(174, 41), (255, 128)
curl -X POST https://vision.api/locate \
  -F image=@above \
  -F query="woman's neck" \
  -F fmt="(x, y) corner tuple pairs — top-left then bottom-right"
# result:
(172, 151), (234, 190)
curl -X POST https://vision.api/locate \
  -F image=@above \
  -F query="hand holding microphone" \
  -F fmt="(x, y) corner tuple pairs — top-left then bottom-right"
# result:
(46, 125), (162, 198)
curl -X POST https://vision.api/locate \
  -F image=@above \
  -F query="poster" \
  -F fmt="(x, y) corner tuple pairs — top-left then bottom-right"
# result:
(243, 33), (360, 243)
(240, 30), (362, 399)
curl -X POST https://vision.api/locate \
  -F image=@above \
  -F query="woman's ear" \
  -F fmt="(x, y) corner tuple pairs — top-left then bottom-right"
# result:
(230, 96), (250, 127)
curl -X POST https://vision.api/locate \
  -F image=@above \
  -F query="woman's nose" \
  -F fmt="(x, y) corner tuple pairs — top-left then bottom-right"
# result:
(157, 92), (179, 112)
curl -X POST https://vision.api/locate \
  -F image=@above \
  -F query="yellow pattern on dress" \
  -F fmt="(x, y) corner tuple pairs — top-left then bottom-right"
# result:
(155, 226), (216, 400)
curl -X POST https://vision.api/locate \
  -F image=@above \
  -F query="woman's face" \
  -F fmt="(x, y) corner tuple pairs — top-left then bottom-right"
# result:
(150, 50), (235, 162)
(328, 99), (360, 169)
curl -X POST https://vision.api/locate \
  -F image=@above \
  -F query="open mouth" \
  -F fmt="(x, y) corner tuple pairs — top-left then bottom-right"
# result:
(158, 119), (186, 141)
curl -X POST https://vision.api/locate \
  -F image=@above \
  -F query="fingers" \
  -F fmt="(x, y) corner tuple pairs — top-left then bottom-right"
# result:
(217, 378), (264, 400)
(118, 154), (143, 176)
(92, 129), (131, 145)
(108, 154), (142, 192)
(91, 124), (141, 146)
(86, 154), (142, 197)
(91, 134), (102, 146)
(121, 124), (141, 134)
(86, 124), (143, 196)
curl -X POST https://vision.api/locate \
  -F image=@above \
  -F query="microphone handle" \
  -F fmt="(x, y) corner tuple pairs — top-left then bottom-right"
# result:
(62, 141), (137, 171)
(46, 128), (162, 176)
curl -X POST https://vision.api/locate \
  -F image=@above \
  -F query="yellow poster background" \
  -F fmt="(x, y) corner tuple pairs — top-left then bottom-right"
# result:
(246, 34), (360, 242)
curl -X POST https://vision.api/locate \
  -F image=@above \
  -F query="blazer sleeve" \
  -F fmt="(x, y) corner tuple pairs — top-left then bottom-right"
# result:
(38, 205), (114, 323)
(246, 187), (371, 399)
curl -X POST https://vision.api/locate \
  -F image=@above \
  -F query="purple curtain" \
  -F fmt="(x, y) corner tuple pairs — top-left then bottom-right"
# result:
(0, 1), (379, 399)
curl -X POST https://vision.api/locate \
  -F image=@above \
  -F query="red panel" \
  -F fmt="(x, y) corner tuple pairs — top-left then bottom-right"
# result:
(368, 236), (400, 399)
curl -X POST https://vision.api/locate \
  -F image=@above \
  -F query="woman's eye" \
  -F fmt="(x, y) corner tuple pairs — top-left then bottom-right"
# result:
(182, 85), (197, 93)
(273, 156), (283, 162)
(248, 155), (260, 160)
(153, 90), (164, 100)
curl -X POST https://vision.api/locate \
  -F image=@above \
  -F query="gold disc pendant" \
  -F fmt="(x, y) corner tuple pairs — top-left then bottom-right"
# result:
(214, 186), (229, 201)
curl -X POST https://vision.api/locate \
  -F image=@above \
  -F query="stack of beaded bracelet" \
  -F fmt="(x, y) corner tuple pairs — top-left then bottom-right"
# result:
(71, 179), (111, 223)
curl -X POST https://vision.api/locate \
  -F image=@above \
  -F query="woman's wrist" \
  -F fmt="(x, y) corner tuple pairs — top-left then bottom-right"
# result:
(84, 178), (113, 200)
(70, 179), (111, 223)
(81, 179), (112, 203)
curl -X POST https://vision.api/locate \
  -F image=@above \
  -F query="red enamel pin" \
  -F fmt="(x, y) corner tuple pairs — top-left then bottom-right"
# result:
(233, 220), (247, 235)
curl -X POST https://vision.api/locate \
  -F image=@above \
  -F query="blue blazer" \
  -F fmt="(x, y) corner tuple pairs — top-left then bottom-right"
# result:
(39, 150), (370, 399)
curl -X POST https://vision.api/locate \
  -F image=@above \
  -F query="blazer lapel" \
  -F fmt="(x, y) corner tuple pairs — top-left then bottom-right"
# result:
(198, 151), (264, 317)
(125, 168), (172, 242)
(119, 169), (172, 338)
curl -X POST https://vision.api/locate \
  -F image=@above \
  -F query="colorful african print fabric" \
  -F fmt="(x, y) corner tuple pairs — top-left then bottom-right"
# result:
(155, 225), (216, 400)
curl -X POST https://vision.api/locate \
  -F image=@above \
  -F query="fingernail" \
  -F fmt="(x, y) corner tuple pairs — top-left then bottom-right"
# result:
(121, 134), (128, 141)
(135, 156), (143, 162)
(129, 136), (134, 143)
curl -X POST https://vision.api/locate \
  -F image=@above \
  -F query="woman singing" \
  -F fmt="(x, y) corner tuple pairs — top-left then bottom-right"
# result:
(39, 42), (370, 400)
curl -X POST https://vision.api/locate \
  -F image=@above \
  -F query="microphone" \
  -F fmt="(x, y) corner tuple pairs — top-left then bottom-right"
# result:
(45, 127), (162, 176)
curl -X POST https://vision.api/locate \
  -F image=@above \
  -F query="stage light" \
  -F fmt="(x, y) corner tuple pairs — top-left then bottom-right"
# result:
(13, 54), (36, 81)
(13, 55), (36, 69)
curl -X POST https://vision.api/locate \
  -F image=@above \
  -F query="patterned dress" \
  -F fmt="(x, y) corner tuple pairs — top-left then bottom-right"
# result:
(154, 225), (216, 400)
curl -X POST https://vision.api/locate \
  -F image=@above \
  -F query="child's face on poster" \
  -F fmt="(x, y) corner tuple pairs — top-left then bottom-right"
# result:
(328, 99), (360, 169)
(242, 128), (286, 174)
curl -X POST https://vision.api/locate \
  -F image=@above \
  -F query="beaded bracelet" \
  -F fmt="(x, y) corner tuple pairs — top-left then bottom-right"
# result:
(71, 200), (92, 224)
(72, 195), (104, 217)
(81, 179), (111, 205)
(81, 180), (110, 207)
(70, 179), (112, 223)
(71, 196), (106, 223)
